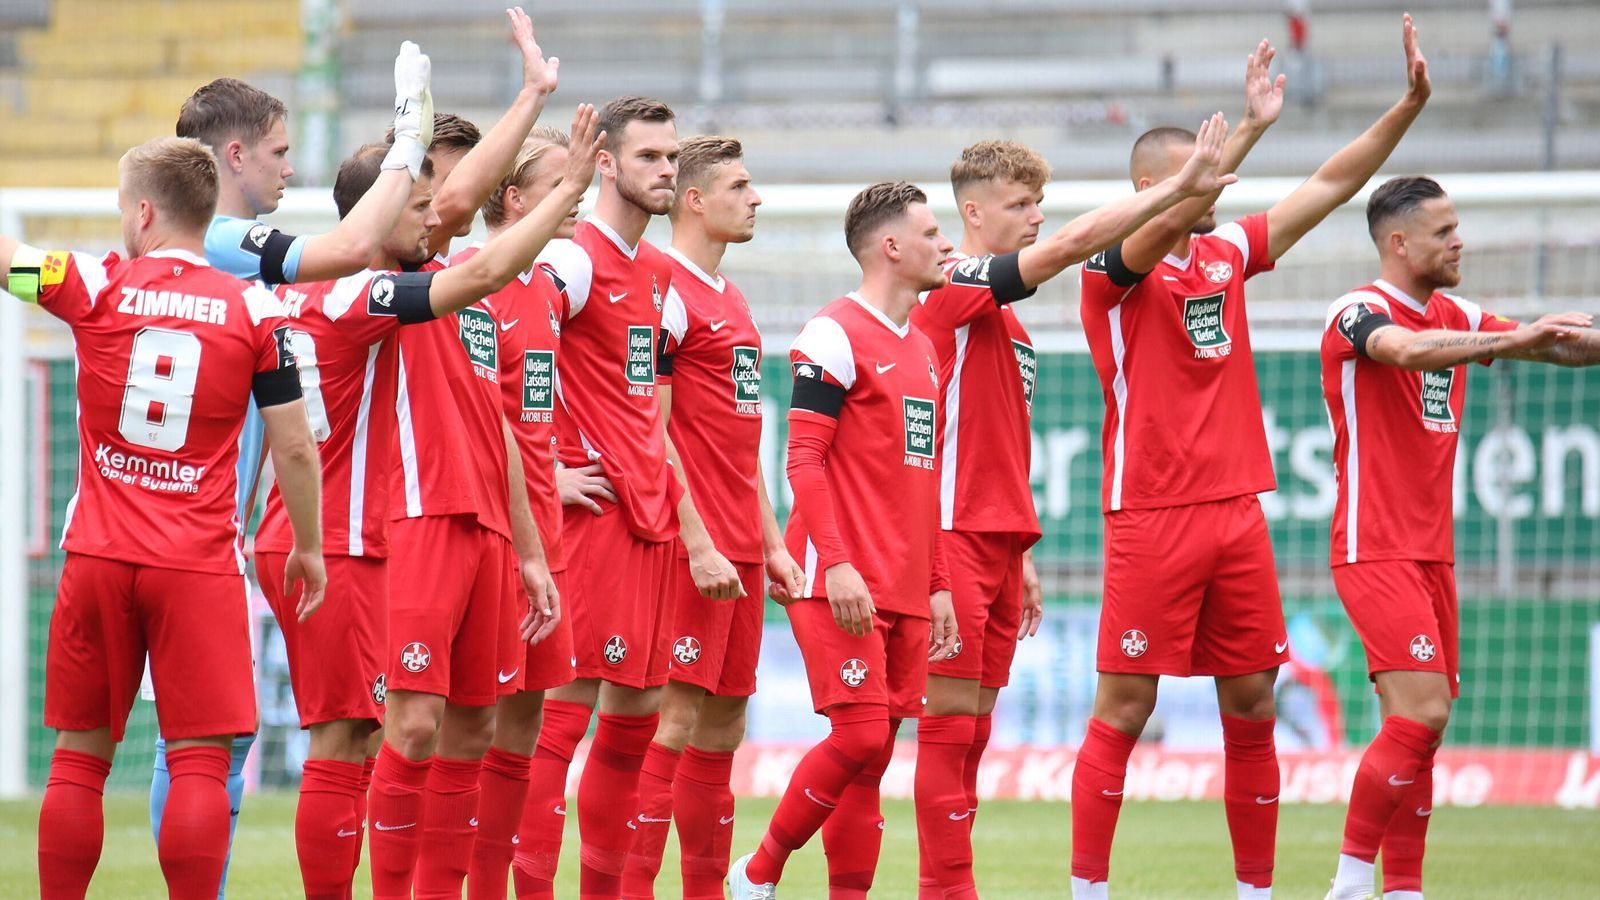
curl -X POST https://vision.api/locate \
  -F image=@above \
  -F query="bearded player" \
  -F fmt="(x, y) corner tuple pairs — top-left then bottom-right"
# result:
(620, 137), (805, 899)
(729, 181), (958, 899)
(909, 112), (1236, 898)
(1321, 176), (1598, 900)
(1071, 17), (1433, 899)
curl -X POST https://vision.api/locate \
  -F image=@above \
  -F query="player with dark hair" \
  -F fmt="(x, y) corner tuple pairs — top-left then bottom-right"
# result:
(7, 136), (323, 899)
(1320, 175), (1598, 900)
(909, 114), (1235, 898)
(1071, 17), (1433, 899)
(728, 181), (958, 899)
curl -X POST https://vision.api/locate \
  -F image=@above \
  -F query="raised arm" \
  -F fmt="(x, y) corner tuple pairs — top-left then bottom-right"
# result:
(1266, 15), (1431, 262)
(1352, 309), (1591, 370)
(1496, 321), (1600, 367)
(0, 234), (19, 278)
(1016, 110), (1237, 288)
(427, 7), (559, 254)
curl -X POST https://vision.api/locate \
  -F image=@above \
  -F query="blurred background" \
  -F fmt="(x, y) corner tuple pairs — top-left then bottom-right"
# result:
(1, 0), (1597, 816)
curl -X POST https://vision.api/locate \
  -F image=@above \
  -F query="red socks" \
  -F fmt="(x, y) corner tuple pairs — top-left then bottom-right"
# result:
(367, 744), (432, 899)
(158, 745), (233, 900)
(576, 712), (658, 899)
(674, 746), (736, 900)
(414, 755), (484, 899)
(746, 704), (890, 887)
(1221, 715), (1279, 889)
(1070, 717), (1138, 883)
(1342, 716), (1440, 864)
(965, 713), (991, 820)
(296, 758), (365, 900)
(352, 755), (376, 893)
(1380, 745), (1436, 893)
(38, 748), (111, 899)
(513, 699), (590, 899)
(821, 718), (899, 899)
(467, 747), (533, 900)
(916, 715), (978, 898)
(620, 741), (681, 898)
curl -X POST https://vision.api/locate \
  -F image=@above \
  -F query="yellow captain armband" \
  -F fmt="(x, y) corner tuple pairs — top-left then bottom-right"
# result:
(6, 245), (64, 304)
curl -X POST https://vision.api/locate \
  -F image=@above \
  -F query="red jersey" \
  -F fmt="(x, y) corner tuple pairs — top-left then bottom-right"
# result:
(256, 270), (420, 557)
(1079, 213), (1277, 513)
(1322, 280), (1518, 566)
(390, 254), (511, 540)
(28, 248), (295, 574)
(911, 251), (1040, 539)
(536, 217), (682, 541)
(492, 261), (569, 572)
(659, 247), (764, 563)
(786, 294), (945, 615)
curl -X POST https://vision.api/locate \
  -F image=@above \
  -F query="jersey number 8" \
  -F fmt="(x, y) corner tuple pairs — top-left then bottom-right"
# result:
(119, 327), (200, 452)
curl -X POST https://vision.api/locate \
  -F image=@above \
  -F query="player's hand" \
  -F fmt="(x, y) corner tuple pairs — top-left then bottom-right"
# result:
(1401, 14), (1431, 105)
(824, 563), (874, 637)
(562, 103), (604, 195)
(1241, 38), (1285, 131)
(1517, 312), (1592, 351)
(556, 462), (617, 515)
(1018, 549), (1044, 640)
(764, 547), (806, 608)
(285, 548), (327, 624)
(928, 589), (957, 662)
(689, 545), (744, 601)
(1173, 112), (1238, 197)
(385, 41), (434, 178)
(519, 557), (561, 643)
(508, 7), (559, 97)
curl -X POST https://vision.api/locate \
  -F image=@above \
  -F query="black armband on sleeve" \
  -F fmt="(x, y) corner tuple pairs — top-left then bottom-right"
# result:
(257, 230), (301, 286)
(656, 328), (674, 376)
(1335, 302), (1397, 359)
(985, 251), (1034, 305)
(252, 366), (303, 408)
(1083, 243), (1147, 288)
(791, 364), (845, 418)
(370, 271), (436, 324)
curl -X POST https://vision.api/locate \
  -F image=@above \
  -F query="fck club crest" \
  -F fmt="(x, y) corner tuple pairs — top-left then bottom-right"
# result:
(1120, 629), (1149, 659)
(673, 636), (702, 666)
(839, 658), (868, 688)
(604, 635), (628, 665)
(400, 642), (430, 673)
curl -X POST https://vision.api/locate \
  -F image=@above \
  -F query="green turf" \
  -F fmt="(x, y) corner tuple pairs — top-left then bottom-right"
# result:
(4, 793), (1599, 898)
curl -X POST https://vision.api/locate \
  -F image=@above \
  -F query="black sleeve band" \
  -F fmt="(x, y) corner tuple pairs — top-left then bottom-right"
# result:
(791, 370), (846, 418)
(388, 271), (437, 324)
(656, 328), (674, 376)
(252, 366), (303, 408)
(257, 230), (300, 286)
(1344, 307), (1397, 359)
(1084, 243), (1147, 288)
(986, 251), (1035, 305)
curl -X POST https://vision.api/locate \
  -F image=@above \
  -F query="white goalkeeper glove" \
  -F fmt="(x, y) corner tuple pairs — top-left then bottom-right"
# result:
(383, 40), (434, 179)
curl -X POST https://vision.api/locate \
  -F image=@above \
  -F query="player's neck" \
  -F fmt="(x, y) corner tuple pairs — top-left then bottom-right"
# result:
(593, 189), (652, 250)
(214, 178), (254, 220)
(669, 226), (726, 279)
(1167, 232), (1195, 262)
(137, 231), (208, 259)
(1376, 266), (1437, 306)
(957, 231), (1004, 259)
(854, 274), (918, 328)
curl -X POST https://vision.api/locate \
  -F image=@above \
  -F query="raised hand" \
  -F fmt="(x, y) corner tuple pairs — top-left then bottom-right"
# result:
(385, 41), (434, 176)
(1173, 112), (1240, 196)
(508, 6), (559, 97)
(563, 103), (605, 190)
(1401, 14), (1431, 104)
(1520, 312), (1593, 350)
(1243, 38), (1285, 129)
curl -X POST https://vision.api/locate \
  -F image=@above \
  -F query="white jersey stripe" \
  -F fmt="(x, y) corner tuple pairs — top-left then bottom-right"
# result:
(395, 348), (423, 517)
(803, 538), (819, 600)
(939, 324), (970, 530)
(1340, 357), (1360, 563)
(347, 344), (380, 555)
(1107, 305), (1130, 511)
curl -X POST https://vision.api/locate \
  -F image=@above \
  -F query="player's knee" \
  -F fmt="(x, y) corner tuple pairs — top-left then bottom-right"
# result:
(385, 703), (442, 759)
(1405, 699), (1451, 736)
(693, 704), (747, 753)
(1094, 689), (1156, 734)
(827, 716), (891, 764)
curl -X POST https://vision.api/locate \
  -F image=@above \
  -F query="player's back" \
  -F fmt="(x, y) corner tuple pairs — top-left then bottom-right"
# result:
(43, 249), (290, 573)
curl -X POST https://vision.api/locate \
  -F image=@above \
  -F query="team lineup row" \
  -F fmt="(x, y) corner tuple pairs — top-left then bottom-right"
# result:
(7, 8), (1600, 900)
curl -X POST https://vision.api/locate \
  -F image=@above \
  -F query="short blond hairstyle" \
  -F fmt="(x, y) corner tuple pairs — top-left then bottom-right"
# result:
(481, 127), (570, 229)
(119, 137), (219, 232)
(950, 140), (1052, 197)
(675, 135), (743, 195)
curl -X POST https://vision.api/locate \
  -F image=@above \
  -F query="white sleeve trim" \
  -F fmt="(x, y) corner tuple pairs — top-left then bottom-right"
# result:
(1213, 221), (1251, 272)
(1441, 292), (1484, 331)
(323, 269), (380, 320)
(77, 252), (113, 305)
(243, 283), (287, 326)
(791, 315), (856, 390)
(536, 238), (593, 319)
(1324, 291), (1390, 330)
(660, 285), (688, 344)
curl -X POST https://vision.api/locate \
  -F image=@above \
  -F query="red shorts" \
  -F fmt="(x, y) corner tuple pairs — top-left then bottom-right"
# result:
(1333, 560), (1460, 698)
(521, 568), (577, 693)
(786, 598), (928, 718)
(45, 554), (255, 742)
(1099, 495), (1288, 677)
(928, 531), (1024, 688)
(666, 557), (764, 697)
(496, 560), (528, 698)
(386, 514), (517, 706)
(259, 553), (388, 728)
(562, 506), (674, 688)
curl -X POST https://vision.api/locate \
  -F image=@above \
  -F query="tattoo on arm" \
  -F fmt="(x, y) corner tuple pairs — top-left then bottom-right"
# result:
(1410, 333), (1508, 366)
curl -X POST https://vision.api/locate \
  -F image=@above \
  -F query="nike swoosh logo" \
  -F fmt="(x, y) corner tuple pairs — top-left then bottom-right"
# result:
(337, 828), (359, 837)
(374, 821), (415, 832)
(625, 820), (637, 830)
(1255, 795), (1279, 805)
(499, 319), (519, 332)
(554, 805), (566, 816)
(1417, 807), (1432, 817)
(719, 815), (735, 825)
(709, 319), (727, 332)
(608, 292), (628, 304)
(804, 788), (838, 809)
(1389, 775), (1415, 786)
(1274, 640), (1289, 654)
(497, 669), (519, 684)
(512, 834), (521, 844)
(469, 817), (479, 827)
(948, 810), (973, 821)
(1101, 789), (1123, 797)
(636, 814), (671, 823)
(875, 362), (896, 374)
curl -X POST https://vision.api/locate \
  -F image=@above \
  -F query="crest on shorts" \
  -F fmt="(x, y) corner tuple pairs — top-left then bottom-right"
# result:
(400, 642), (430, 673)
(604, 635), (628, 665)
(673, 636), (702, 666)
(839, 658), (869, 688)
(1409, 634), (1437, 663)
(1203, 260), (1233, 283)
(1120, 629), (1149, 659)
(371, 673), (388, 704)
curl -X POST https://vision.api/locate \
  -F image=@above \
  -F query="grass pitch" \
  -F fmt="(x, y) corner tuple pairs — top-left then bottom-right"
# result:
(3, 794), (1598, 898)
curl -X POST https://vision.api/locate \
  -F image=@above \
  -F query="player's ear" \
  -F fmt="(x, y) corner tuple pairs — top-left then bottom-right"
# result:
(595, 148), (617, 182)
(223, 139), (247, 173)
(960, 198), (981, 229)
(882, 232), (901, 264)
(684, 185), (702, 214)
